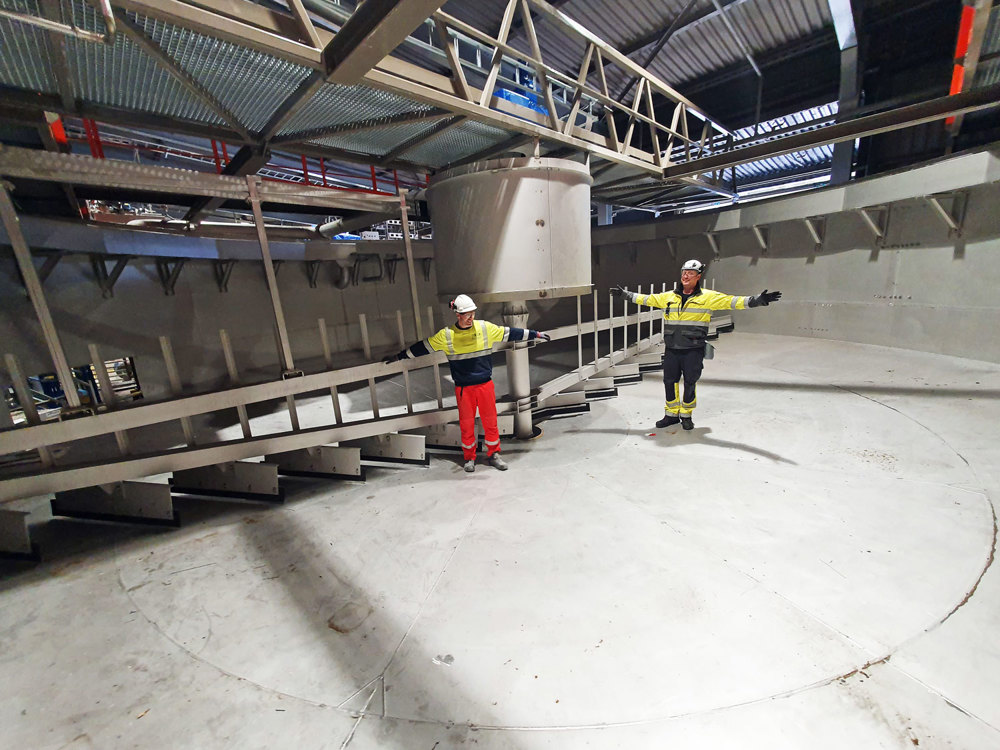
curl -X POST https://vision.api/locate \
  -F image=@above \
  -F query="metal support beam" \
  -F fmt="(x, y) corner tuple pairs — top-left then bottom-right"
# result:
(39, 0), (76, 111)
(398, 189), (424, 340)
(287, 0), (322, 49)
(324, 0), (450, 84)
(0, 183), (81, 410)
(829, 0), (860, 184)
(705, 232), (720, 258)
(246, 176), (296, 373)
(663, 82), (1000, 181)
(0, 146), (395, 213)
(751, 225), (769, 255)
(213, 259), (236, 292)
(803, 216), (826, 253)
(947, 0), (993, 143)
(36, 251), (64, 285)
(155, 258), (185, 295)
(185, 146), (270, 224)
(857, 206), (889, 247)
(925, 193), (968, 237)
(90, 254), (130, 298)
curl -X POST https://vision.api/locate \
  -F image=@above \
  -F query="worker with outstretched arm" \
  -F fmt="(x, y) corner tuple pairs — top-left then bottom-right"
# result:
(384, 294), (551, 472)
(612, 259), (781, 430)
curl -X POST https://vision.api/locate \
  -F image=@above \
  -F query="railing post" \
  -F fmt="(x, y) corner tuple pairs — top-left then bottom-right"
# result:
(358, 313), (380, 419)
(427, 305), (443, 408)
(396, 310), (414, 414)
(318, 318), (343, 423)
(219, 330), (252, 439)
(159, 335), (196, 446)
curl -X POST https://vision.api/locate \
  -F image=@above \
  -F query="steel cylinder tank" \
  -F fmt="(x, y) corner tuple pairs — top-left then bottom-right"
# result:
(426, 156), (593, 302)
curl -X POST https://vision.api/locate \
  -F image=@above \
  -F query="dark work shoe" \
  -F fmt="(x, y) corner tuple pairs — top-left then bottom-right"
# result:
(488, 454), (508, 471)
(464, 459), (476, 473)
(680, 417), (694, 431)
(655, 415), (680, 428)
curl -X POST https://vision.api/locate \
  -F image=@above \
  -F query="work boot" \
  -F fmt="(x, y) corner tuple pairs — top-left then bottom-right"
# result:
(680, 417), (694, 431)
(488, 454), (508, 471)
(656, 414), (680, 428)
(464, 459), (476, 473)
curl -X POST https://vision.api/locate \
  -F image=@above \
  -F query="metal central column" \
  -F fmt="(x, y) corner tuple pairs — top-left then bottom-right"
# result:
(502, 302), (533, 439)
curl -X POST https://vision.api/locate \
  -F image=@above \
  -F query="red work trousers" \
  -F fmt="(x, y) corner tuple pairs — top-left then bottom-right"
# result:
(456, 381), (500, 460)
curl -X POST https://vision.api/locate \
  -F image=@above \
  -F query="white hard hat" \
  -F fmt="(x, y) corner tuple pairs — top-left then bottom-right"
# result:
(681, 259), (706, 274)
(450, 294), (477, 313)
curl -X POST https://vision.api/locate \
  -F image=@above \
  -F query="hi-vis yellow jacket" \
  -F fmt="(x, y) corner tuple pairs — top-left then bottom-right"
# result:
(401, 320), (538, 386)
(631, 287), (750, 349)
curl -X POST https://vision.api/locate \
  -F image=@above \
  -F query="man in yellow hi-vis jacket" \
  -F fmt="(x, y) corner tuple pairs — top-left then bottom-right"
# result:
(384, 294), (550, 472)
(612, 259), (781, 430)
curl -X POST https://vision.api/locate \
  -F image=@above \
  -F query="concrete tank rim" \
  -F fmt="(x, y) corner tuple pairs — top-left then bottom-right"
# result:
(428, 156), (593, 189)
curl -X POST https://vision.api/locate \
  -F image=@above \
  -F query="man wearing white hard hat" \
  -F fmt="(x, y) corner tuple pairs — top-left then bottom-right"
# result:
(385, 294), (551, 472)
(612, 259), (781, 430)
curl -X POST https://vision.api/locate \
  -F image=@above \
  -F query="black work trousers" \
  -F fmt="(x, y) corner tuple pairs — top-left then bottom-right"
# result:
(662, 346), (705, 416)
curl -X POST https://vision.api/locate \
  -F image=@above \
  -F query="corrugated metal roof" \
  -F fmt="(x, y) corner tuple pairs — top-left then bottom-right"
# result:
(132, 12), (314, 134)
(307, 118), (455, 158)
(62, 0), (226, 123)
(278, 82), (440, 137)
(0, 0), (59, 95)
(404, 118), (513, 167)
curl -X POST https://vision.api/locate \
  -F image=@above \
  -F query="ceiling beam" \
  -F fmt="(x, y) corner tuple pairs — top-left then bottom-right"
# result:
(39, 0), (77, 111)
(0, 87), (251, 144)
(286, 0), (322, 48)
(115, 0), (323, 66)
(662, 81), (1000, 180)
(620, 0), (740, 56)
(184, 145), (270, 223)
(323, 0), (450, 84)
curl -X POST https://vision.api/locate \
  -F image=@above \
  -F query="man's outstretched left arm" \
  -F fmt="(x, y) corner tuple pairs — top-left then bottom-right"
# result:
(747, 289), (782, 307)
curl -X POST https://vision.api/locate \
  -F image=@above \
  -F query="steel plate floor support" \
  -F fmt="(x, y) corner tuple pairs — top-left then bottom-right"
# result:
(340, 433), (429, 467)
(51, 481), (178, 527)
(0, 508), (39, 560)
(264, 446), (364, 481)
(170, 461), (284, 503)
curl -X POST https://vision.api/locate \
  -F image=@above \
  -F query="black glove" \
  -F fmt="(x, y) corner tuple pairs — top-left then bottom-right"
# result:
(536, 332), (551, 342)
(750, 289), (782, 307)
(382, 352), (401, 364)
(610, 285), (629, 298)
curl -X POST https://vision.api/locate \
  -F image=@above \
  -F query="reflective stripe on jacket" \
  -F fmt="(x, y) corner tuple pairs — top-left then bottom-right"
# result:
(633, 288), (750, 349)
(404, 320), (534, 385)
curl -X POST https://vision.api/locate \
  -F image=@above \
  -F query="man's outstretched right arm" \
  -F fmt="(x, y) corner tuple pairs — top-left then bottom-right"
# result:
(383, 340), (430, 364)
(383, 328), (450, 363)
(611, 285), (669, 308)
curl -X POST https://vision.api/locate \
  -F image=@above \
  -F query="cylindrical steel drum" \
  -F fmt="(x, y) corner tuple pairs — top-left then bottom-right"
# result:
(426, 157), (592, 303)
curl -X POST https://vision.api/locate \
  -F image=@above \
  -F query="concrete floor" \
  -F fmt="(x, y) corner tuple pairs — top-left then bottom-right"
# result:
(2, 332), (999, 749)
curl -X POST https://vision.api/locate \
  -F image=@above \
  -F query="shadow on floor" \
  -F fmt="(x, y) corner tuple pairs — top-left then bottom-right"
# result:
(566, 425), (797, 464)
